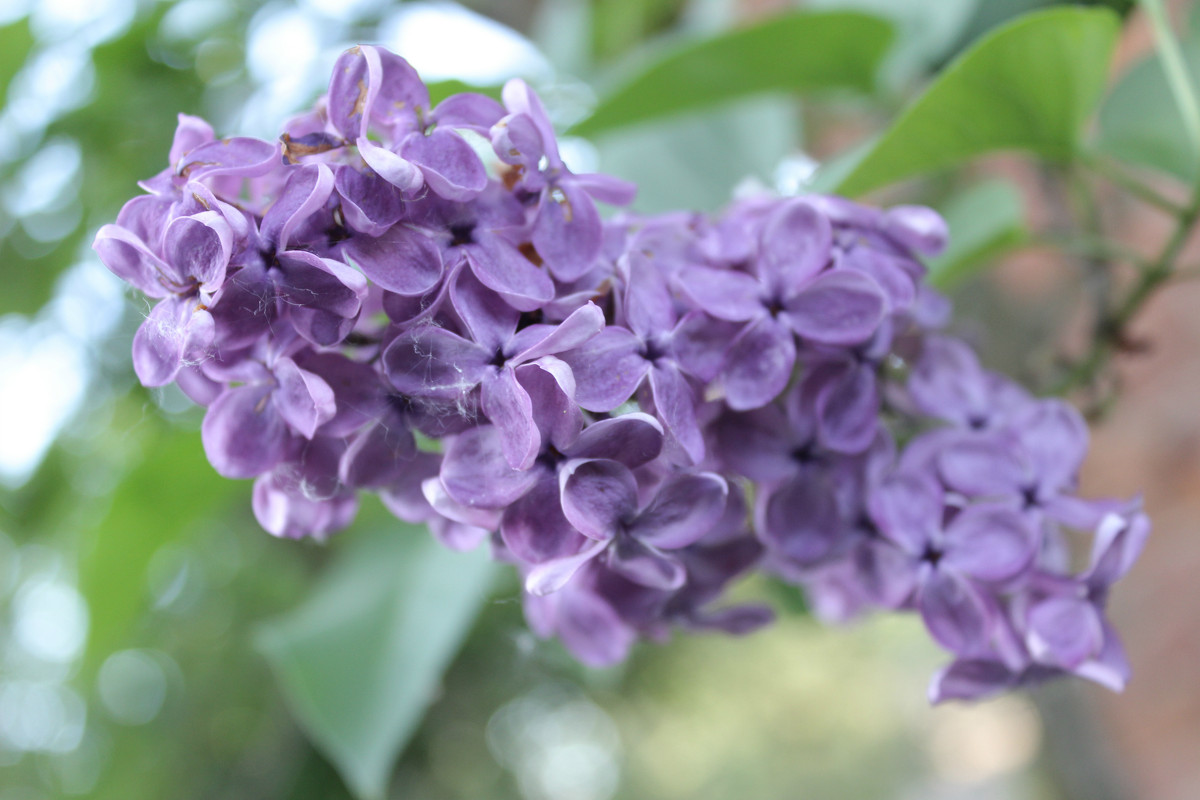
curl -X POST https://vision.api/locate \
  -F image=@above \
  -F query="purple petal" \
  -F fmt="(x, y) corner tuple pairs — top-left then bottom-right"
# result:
(338, 418), (417, 488)
(937, 437), (1027, 497)
(335, 164), (405, 236)
(532, 182), (602, 282)
(1075, 621), (1131, 692)
(253, 473), (357, 542)
(942, 504), (1036, 582)
(382, 325), (490, 400)
(343, 224), (444, 296)
(760, 199), (832, 288)
(918, 568), (993, 656)
(559, 458), (638, 541)
(327, 46), (371, 139)
(260, 163), (334, 251)
(623, 253), (675, 337)
(511, 302), (605, 363)
(274, 251), (367, 346)
(1026, 597), (1104, 669)
(524, 539), (609, 597)
(92, 224), (172, 298)
(162, 211), (232, 291)
(433, 92), (505, 133)
(481, 367), (539, 470)
(648, 363), (704, 464)
(757, 474), (840, 566)
(676, 266), (762, 322)
(908, 336), (990, 426)
(517, 358), (582, 452)
(361, 46), (428, 132)
(630, 472), (727, 549)
(812, 361), (879, 454)
(465, 236), (554, 312)
(440, 426), (539, 509)
(606, 536), (686, 590)
(868, 471), (942, 555)
(132, 297), (213, 387)
(490, 112), (545, 166)
(1013, 400), (1088, 493)
(669, 311), (737, 382)
(356, 136), (423, 192)
(929, 659), (1016, 703)
(721, 317), (795, 411)
(422, 476), (502, 530)
(501, 473), (589, 563)
(560, 327), (649, 412)
(572, 172), (636, 206)
(449, 266), (519, 353)
(169, 113), (215, 165)
(201, 384), (290, 478)
(501, 79), (559, 165)
(176, 137), (279, 182)
(1087, 511), (1150, 588)
(712, 406), (797, 483)
(401, 128), (488, 201)
(568, 413), (664, 468)
(882, 205), (948, 257)
(783, 270), (885, 346)
(272, 357), (336, 439)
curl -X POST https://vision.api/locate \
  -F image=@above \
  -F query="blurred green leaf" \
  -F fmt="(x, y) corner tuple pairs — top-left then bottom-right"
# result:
(426, 79), (502, 106)
(833, 7), (1120, 196)
(0, 17), (33, 108)
(77, 419), (239, 679)
(590, 0), (688, 63)
(1095, 32), (1200, 183)
(0, 12), (208, 317)
(594, 95), (799, 213)
(809, 0), (979, 88)
(571, 11), (892, 137)
(927, 179), (1027, 288)
(257, 527), (498, 800)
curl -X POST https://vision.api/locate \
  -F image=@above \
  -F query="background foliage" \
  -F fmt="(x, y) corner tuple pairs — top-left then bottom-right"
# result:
(0, 0), (1192, 798)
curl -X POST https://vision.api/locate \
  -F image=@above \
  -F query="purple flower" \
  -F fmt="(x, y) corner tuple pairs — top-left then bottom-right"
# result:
(678, 199), (887, 409)
(869, 470), (1038, 657)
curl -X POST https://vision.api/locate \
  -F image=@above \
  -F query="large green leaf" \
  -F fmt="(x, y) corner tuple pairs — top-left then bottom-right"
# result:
(257, 526), (498, 800)
(928, 178), (1027, 288)
(76, 418), (238, 680)
(832, 7), (1120, 196)
(809, 0), (980, 88)
(594, 95), (799, 213)
(570, 11), (892, 137)
(0, 17), (33, 109)
(1095, 31), (1200, 183)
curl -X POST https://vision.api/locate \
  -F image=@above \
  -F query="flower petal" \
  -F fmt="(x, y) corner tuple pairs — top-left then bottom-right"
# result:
(560, 458), (638, 541)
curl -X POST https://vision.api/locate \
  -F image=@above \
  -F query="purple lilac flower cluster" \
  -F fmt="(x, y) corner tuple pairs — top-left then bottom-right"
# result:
(94, 45), (1147, 702)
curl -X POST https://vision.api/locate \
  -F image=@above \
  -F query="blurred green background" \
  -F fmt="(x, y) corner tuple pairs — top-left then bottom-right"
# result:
(0, 0), (1188, 798)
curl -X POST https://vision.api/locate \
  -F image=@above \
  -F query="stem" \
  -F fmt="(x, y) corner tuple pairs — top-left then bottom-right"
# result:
(1141, 0), (1200, 153)
(1032, 233), (1147, 267)
(1052, 187), (1200, 394)
(1081, 151), (1186, 215)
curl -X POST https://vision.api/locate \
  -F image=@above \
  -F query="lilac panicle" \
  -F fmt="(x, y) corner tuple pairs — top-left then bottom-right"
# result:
(93, 45), (1147, 701)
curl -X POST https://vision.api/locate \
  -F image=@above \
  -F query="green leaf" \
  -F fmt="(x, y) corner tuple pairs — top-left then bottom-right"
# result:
(257, 526), (498, 800)
(570, 11), (893, 137)
(1095, 31), (1200, 183)
(0, 17), (34, 109)
(594, 95), (799, 214)
(832, 7), (1120, 196)
(808, 0), (980, 88)
(77, 418), (238, 680)
(425, 79), (502, 107)
(927, 179), (1026, 288)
